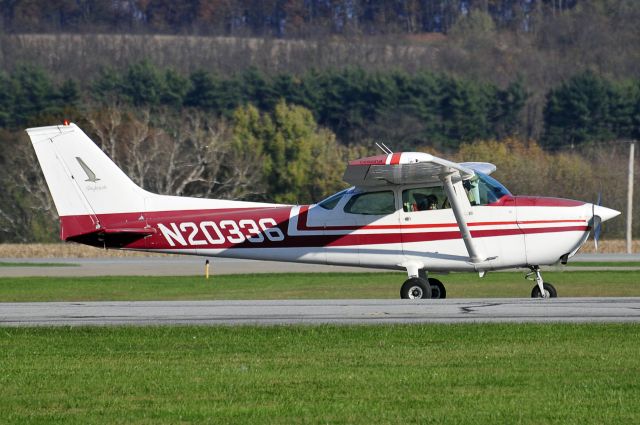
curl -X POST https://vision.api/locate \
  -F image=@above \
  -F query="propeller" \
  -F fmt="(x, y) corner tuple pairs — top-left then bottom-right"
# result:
(591, 193), (602, 252)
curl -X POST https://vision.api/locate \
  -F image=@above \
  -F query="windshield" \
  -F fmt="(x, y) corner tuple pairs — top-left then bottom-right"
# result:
(318, 189), (349, 210)
(463, 172), (511, 206)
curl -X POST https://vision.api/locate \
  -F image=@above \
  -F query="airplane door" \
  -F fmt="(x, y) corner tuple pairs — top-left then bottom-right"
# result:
(399, 183), (527, 271)
(399, 185), (463, 270)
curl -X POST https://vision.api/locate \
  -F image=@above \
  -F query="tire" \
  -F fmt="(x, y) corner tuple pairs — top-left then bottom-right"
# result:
(428, 278), (447, 299)
(400, 277), (432, 299)
(531, 282), (557, 298)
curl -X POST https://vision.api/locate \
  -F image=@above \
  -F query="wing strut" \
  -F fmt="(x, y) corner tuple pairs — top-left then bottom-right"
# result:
(441, 173), (484, 263)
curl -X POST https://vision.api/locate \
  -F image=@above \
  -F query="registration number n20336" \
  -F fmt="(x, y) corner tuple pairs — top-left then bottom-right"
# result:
(157, 218), (285, 247)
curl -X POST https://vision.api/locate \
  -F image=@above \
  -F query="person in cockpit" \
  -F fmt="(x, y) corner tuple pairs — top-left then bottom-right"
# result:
(414, 193), (438, 211)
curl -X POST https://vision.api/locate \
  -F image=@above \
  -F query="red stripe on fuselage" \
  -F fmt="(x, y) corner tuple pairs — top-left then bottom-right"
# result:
(295, 205), (585, 232)
(59, 204), (589, 251)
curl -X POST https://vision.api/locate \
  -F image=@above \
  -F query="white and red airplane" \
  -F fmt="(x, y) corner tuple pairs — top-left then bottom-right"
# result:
(27, 123), (620, 299)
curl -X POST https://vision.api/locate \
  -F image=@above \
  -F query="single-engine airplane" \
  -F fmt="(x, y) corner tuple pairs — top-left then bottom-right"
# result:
(27, 123), (620, 299)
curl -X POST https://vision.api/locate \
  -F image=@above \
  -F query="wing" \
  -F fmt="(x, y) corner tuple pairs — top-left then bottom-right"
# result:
(343, 152), (496, 187)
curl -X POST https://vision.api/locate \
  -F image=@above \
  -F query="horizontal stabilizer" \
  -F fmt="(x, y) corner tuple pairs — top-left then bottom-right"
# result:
(66, 227), (156, 248)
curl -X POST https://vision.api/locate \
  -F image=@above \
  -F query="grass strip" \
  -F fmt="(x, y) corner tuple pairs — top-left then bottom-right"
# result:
(1, 324), (638, 424)
(0, 271), (639, 302)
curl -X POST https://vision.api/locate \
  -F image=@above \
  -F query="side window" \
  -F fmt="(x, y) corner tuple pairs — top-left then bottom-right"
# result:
(344, 191), (396, 215)
(402, 187), (449, 212)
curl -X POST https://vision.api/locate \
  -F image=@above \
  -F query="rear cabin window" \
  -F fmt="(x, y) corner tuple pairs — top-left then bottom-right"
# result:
(344, 191), (396, 215)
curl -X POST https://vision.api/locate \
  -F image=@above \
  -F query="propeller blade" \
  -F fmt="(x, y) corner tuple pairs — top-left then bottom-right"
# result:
(594, 216), (602, 251)
(592, 192), (602, 252)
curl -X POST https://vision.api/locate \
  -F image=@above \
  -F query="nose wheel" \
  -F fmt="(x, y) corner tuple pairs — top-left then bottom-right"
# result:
(527, 267), (557, 298)
(531, 282), (557, 298)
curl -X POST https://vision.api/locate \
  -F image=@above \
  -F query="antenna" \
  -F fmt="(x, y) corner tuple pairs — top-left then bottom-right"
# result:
(375, 142), (394, 154)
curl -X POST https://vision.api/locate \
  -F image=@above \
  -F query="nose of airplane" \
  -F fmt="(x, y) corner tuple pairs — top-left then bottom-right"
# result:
(592, 205), (621, 223)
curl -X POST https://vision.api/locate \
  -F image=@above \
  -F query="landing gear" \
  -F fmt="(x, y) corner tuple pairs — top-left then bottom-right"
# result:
(400, 268), (446, 299)
(531, 282), (557, 298)
(400, 277), (432, 299)
(428, 278), (447, 299)
(527, 266), (557, 299)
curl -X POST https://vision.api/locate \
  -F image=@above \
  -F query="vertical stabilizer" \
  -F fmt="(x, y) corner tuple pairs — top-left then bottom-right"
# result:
(26, 123), (147, 239)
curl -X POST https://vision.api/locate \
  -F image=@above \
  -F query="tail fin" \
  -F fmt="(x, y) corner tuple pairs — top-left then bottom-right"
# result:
(27, 123), (147, 241)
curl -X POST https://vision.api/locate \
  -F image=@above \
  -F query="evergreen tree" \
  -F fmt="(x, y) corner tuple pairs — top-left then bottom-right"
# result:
(11, 65), (59, 126)
(185, 70), (221, 110)
(122, 60), (165, 106)
(543, 72), (616, 147)
(0, 71), (14, 127)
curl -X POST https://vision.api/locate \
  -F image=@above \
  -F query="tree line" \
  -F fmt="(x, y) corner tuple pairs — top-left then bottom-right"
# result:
(3, 2), (638, 144)
(0, 0), (580, 37)
(0, 63), (638, 243)
(2, 63), (639, 151)
(1, 104), (635, 243)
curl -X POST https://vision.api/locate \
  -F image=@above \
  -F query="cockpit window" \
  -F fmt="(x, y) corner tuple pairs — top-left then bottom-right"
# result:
(402, 187), (449, 212)
(344, 191), (396, 215)
(318, 189), (348, 210)
(463, 172), (511, 206)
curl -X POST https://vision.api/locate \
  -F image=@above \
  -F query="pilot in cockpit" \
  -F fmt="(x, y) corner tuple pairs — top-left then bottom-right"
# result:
(414, 193), (438, 211)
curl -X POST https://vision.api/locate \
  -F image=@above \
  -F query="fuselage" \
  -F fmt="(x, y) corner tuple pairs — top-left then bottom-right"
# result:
(65, 187), (608, 273)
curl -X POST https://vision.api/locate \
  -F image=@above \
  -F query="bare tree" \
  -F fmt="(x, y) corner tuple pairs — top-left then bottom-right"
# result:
(86, 106), (265, 200)
(0, 132), (58, 242)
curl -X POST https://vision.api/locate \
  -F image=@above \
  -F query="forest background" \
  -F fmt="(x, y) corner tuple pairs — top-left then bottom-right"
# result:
(0, 0), (638, 242)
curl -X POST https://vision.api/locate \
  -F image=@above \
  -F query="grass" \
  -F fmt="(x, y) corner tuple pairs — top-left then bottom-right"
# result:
(0, 262), (78, 267)
(1, 271), (639, 302)
(1, 324), (639, 424)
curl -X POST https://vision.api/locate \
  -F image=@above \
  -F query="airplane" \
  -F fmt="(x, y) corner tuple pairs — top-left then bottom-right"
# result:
(26, 122), (620, 299)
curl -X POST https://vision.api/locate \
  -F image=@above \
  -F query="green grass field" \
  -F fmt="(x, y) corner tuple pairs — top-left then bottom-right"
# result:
(2, 271), (639, 424)
(0, 270), (639, 302)
(1, 324), (639, 424)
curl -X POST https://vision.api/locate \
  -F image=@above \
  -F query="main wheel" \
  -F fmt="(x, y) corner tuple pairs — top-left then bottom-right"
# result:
(531, 282), (557, 298)
(400, 277), (432, 299)
(428, 278), (447, 299)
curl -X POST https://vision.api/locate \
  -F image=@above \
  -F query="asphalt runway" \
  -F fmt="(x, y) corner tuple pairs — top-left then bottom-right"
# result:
(2, 253), (640, 277)
(2, 298), (640, 326)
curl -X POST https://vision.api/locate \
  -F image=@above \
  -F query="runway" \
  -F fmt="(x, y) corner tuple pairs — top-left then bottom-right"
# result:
(2, 298), (640, 326)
